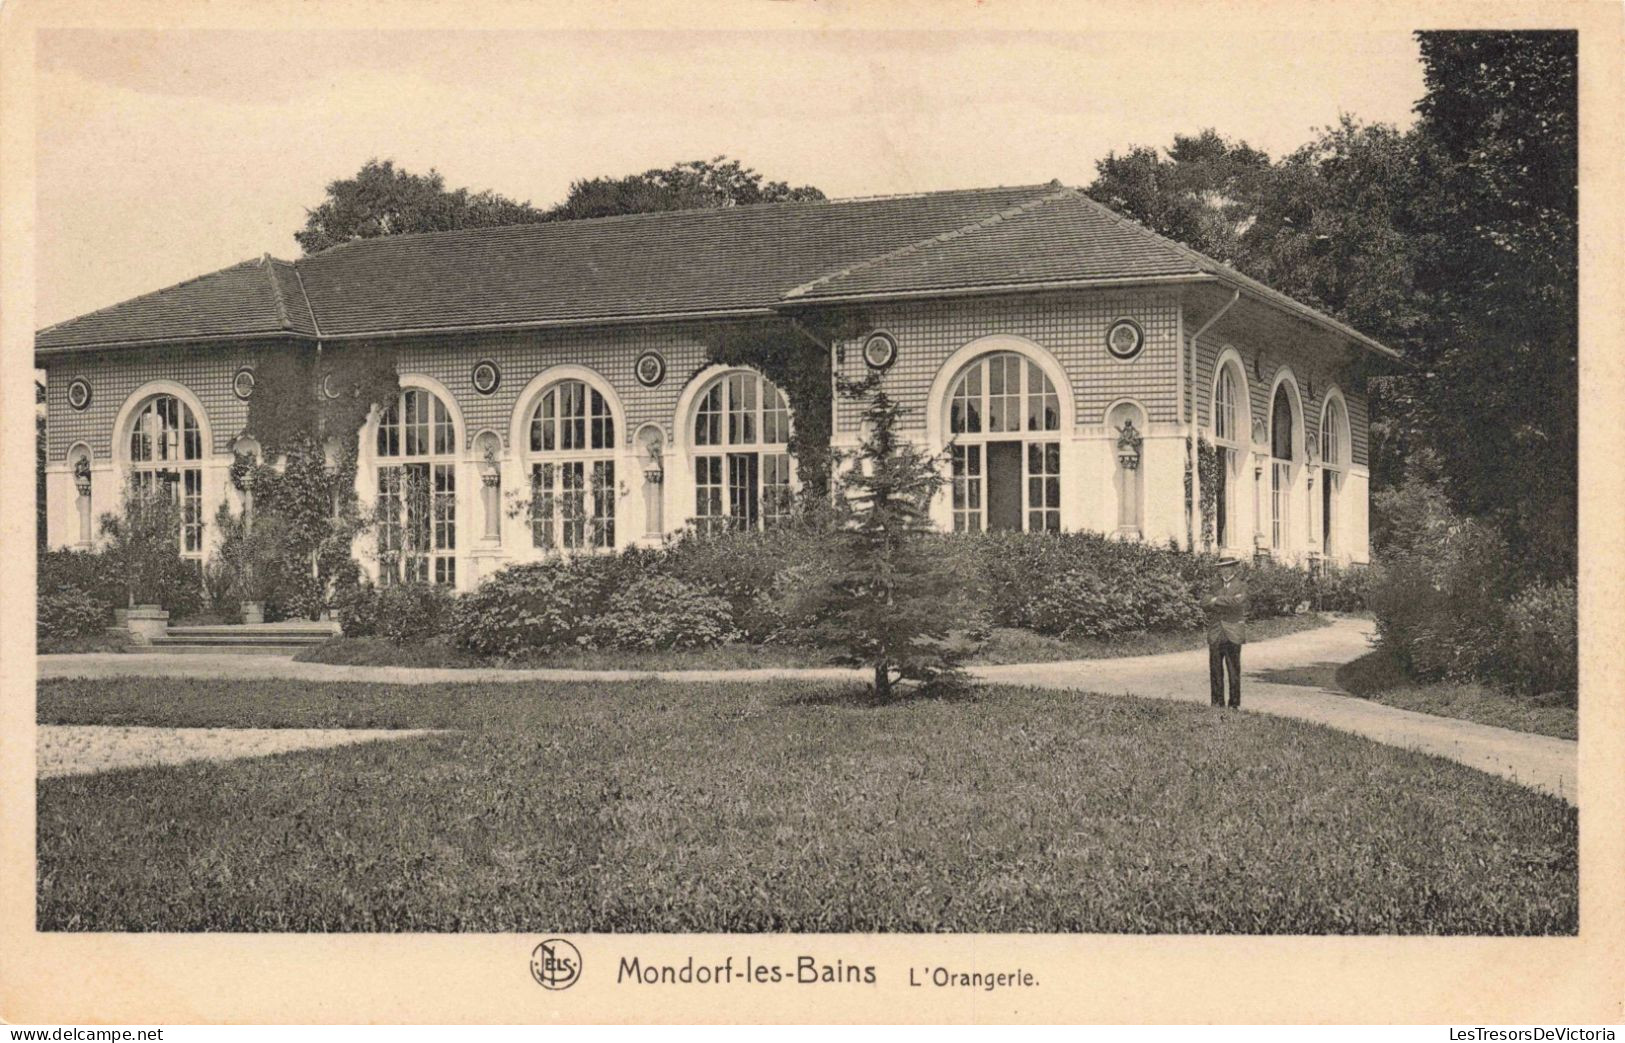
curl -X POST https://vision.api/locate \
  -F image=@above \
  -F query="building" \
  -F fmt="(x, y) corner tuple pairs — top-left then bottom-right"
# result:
(37, 183), (1392, 590)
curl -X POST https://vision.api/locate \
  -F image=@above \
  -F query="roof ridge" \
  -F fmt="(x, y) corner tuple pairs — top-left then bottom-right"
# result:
(782, 183), (1072, 300)
(259, 253), (295, 331)
(1057, 184), (1280, 291)
(35, 257), (266, 335)
(299, 182), (1062, 258)
(1056, 185), (1398, 356)
(291, 263), (323, 338)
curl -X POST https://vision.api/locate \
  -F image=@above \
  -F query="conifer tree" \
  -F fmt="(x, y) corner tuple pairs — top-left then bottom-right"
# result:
(788, 374), (977, 699)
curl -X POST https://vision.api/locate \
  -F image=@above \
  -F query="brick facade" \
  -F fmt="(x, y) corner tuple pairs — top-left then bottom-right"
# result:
(42, 285), (1371, 587)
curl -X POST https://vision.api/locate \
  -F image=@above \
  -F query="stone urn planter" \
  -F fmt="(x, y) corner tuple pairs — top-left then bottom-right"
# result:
(241, 601), (265, 625)
(125, 604), (169, 644)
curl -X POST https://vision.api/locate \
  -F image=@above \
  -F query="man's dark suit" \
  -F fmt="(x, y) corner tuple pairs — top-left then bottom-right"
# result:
(1203, 573), (1248, 708)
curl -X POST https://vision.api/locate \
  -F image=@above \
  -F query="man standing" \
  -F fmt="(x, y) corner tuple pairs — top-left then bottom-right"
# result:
(1203, 557), (1248, 708)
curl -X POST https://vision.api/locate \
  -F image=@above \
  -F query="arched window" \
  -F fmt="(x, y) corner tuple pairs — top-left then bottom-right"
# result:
(691, 370), (792, 533)
(527, 379), (617, 550)
(126, 394), (205, 557)
(375, 387), (457, 586)
(947, 352), (1061, 532)
(1211, 359), (1248, 549)
(1270, 382), (1296, 551)
(1320, 396), (1349, 556)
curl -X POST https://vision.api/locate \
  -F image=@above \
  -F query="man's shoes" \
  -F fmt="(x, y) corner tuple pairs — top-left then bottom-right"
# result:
(1227, 701), (1241, 709)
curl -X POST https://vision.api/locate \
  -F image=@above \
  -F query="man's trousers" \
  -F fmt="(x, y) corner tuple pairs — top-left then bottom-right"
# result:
(1209, 640), (1241, 708)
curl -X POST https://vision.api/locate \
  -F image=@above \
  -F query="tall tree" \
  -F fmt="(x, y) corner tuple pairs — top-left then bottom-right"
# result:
(296, 159), (549, 254)
(550, 156), (825, 221)
(1086, 129), (1274, 266)
(1409, 30), (1578, 580)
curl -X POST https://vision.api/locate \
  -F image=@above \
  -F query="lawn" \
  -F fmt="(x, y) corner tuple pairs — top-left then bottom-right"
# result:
(1334, 648), (1576, 740)
(289, 613), (1333, 670)
(37, 675), (1576, 934)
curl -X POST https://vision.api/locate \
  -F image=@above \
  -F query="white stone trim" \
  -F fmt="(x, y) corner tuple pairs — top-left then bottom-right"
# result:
(505, 363), (627, 454)
(112, 379), (213, 466)
(923, 334), (1076, 448)
(1318, 384), (1352, 471)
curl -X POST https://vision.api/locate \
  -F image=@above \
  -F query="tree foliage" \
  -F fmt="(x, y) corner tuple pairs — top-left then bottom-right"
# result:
(1086, 34), (1577, 585)
(551, 156), (825, 221)
(1408, 30), (1577, 581)
(1088, 129), (1274, 267)
(783, 375), (978, 699)
(295, 159), (549, 254)
(297, 156), (825, 253)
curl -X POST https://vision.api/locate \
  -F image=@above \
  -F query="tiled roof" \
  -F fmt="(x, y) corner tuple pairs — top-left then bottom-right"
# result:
(35, 182), (1395, 357)
(291, 184), (1058, 336)
(36, 254), (316, 351)
(783, 188), (1205, 301)
(784, 187), (1398, 357)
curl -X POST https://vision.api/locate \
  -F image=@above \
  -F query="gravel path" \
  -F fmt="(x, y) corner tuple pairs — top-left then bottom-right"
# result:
(37, 617), (1577, 802)
(38, 725), (446, 779)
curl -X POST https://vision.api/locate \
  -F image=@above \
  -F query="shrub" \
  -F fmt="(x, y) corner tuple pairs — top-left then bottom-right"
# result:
(39, 550), (125, 615)
(95, 487), (204, 618)
(1500, 580), (1578, 702)
(1314, 564), (1371, 612)
(658, 524), (837, 642)
(1242, 559), (1315, 618)
(337, 583), (455, 644)
(590, 575), (738, 651)
(1368, 475), (1523, 685)
(448, 560), (606, 658)
(37, 585), (110, 640)
(335, 585), (383, 637)
(943, 531), (1206, 637)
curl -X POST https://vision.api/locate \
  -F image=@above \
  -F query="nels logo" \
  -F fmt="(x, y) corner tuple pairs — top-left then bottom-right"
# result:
(530, 938), (582, 991)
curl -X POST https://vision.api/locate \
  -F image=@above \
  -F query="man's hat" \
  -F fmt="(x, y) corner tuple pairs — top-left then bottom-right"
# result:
(1215, 556), (1241, 567)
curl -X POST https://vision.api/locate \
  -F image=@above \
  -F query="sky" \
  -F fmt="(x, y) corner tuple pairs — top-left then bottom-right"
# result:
(34, 27), (1428, 329)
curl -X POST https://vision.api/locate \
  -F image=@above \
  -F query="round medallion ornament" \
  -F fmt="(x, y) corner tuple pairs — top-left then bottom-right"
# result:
(321, 373), (341, 400)
(861, 331), (898, 370)
(634, 350), (667, 388)
(471, 360), (501, 396)
(66, 378), (92, 411)
(1106, 319), (1145, 361)
(231, 367), (256, 401)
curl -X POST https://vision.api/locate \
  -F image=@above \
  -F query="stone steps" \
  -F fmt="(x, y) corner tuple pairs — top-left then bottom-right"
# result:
(140, 621), (339, 656)
(135, 643), (316, 656)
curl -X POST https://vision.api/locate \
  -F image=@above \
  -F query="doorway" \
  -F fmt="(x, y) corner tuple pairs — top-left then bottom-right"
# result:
(986, 441), (1022, 532)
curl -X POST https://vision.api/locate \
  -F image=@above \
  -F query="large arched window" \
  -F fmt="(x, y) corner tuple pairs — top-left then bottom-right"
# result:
(1320, 395), (1349, 556)
(691, 370), (792, 534)
(375, 386), (457, 585)
(947, 352), (1061, 532)
(527, 379), (617, 550)
(1270, 382), (1297, 551)
(126, 393), (205, 557)
(1211, 358), (1248, 549)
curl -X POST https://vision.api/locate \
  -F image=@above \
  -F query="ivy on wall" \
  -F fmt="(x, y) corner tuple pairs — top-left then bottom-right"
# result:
(698, 312), (868, 499)
(229, 342), (399, 615)
(1197, 436), (1219, 553)
(1183, 434), (1222, 554)
(246, 343), (399, 463)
